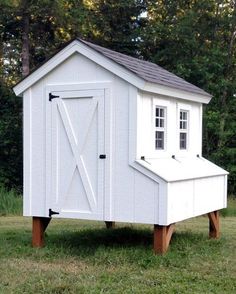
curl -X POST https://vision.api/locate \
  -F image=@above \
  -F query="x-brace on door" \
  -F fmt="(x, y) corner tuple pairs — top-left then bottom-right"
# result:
(46, 88), (106, 220)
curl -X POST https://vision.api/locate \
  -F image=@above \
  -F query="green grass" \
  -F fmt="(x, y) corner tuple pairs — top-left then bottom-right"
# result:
(0, 193), (235, 293)
(221, 197), (236, 216)
(0, 186), (22, 216)
(0, 216), (236, 293)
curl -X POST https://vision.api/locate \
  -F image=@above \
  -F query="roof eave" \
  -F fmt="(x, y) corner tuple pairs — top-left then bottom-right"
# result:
(13, 39), (212, 104)
(143, 82), (212, 104)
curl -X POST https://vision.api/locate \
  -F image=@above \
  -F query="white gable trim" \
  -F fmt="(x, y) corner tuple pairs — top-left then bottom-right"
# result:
(13, 39), (212, 104)
(13, 40), (145, 96)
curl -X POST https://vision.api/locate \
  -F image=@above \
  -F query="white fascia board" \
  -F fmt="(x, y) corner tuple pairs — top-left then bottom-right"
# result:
(14, 40), (79, 96)
(13, 39), (212, 104)
(143, 82), (212, 104)
(13, 39), (145, 96)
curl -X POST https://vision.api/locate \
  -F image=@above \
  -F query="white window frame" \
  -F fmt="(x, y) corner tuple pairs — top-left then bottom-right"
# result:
(178, 107), (190, 151)
(152, 97), (170, 155)
(154, 105), (166, 151)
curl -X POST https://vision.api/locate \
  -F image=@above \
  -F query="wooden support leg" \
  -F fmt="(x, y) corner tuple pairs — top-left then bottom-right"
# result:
(208, 211), (220, 239)
(32, 217), (51, 247)
(105, 221), (115, 229)
(154, 224), (175, 254)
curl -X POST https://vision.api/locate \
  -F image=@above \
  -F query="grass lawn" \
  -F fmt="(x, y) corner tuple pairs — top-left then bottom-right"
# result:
(0, 215), (235, 293)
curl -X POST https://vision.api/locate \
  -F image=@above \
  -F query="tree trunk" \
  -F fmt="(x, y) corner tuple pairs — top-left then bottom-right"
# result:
(0, 41), (3, 82)
(21, 0), (30, 77)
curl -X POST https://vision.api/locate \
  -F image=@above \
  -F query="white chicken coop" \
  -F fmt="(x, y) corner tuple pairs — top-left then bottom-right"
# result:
(13, 39), (228, 254)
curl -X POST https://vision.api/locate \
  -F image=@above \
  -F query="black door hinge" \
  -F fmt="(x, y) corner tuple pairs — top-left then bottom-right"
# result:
(49, 209), (59, 217)
(49, 93), (59, 101)
(99, 154), (106, 159)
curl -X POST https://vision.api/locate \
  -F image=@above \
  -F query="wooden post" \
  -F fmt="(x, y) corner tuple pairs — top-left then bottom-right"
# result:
(32, 217), (51, 247)
(105, 221), (115, 229)
(154, 224), (175, 254)
(208, 210), (220, 239)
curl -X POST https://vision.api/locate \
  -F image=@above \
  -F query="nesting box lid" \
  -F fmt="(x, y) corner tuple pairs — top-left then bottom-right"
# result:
(136, 156), (228, 182)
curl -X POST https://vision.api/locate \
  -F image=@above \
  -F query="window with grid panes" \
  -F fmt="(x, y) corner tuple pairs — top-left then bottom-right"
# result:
(155, 107), (165, 150)
(179, 110), (188, 149)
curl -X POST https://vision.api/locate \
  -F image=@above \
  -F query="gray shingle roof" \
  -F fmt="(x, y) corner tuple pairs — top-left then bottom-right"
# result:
(80, 39), (211, 97)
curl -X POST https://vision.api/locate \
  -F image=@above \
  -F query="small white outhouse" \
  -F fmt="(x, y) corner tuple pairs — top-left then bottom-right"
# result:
(14, 39), (228, 253)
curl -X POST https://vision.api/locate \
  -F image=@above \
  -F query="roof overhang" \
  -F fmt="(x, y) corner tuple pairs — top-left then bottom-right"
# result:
(13, 39), (212, 104)
(143, 82), (212, 104)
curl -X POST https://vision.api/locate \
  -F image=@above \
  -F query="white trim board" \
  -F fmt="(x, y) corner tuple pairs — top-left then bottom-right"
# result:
(13, 40), (212, 104)
(13, 40), (144, 96)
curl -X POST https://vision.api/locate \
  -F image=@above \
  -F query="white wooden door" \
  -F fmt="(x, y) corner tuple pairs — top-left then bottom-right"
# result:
(46, 89), (105, 220)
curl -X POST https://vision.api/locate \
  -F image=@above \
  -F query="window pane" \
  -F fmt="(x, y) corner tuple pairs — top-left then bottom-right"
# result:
(156, 107), (165, 118)
(180, 132), (187, 149)
(157, 131), (163, 139)
(182, 121), (187, 129)
(180, 111), (183, 120)
(155, 131), (164, 150)
(160, 119), (164, 128)
(180, 133), (186, 140)
(160, 108), (164, 117)
(180, 121), (183, 129)
(156, 118), (163, 128)
(156, 118), (159, 127)
(183, 111), (187, 120)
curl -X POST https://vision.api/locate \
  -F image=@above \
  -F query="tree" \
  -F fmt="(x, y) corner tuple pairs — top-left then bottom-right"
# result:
(0, 82), (22, 190)
(0, 0), (77, 84)
(0, 0), (148, 191)
(0, 0), (72, 191)
(69, 0), (147, 56)
(139, 0), (236, 194)
(0, 0), (235, 194)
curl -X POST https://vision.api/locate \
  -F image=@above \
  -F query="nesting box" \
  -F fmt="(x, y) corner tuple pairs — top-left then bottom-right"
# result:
(13, 39), (228, 254)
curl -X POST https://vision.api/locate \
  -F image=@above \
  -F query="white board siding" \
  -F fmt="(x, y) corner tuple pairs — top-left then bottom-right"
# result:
(27, 53), (115, 217)
(111, 79), (160, 223)
(23, 89), (31, 216)
(22, 49), (227, 226)
(138, 91), (202, 159)
(112, 78), (135, 222)
(45, 54), (113, 84)
(166, 175), (227, 225)
(25, 52), (159, 222)
(193, 175), (226, 215)
(134, 171), (158, 224)
(167, 180), (194, 224)
(27, 81), (47, 216)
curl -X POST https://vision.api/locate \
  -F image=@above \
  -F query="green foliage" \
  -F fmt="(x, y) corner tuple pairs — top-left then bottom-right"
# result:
(66, 0), (147, 56)
(0, 0), (73, 83)
(221, 197), (236, 217)
(0, 186), (22, 215)
(140, 0), (236, 194)
(0, 0), (235, 194)
(0, 82), (22, 190)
